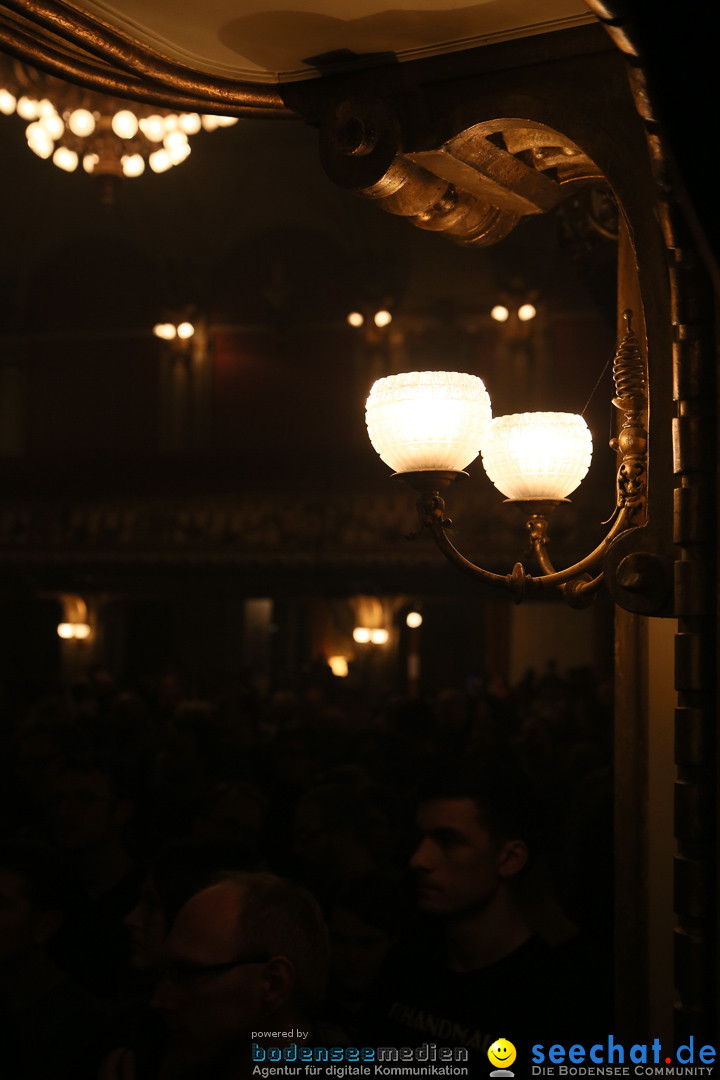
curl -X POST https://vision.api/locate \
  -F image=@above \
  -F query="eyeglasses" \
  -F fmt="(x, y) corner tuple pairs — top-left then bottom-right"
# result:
(157, 956), (268, 986)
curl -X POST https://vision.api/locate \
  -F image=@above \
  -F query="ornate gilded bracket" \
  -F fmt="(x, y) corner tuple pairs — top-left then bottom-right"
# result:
(319, 96), (604, 246)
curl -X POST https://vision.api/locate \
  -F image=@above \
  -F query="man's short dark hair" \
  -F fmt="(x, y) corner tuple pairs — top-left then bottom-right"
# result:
(416, 753), (542, 857)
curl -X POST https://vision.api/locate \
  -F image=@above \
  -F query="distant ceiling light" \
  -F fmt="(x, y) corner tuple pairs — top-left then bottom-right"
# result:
(111, 109), (138, 139)
(370, 628), (389, 645)
(201, 115), (239, 131)
(518, 303), (537, 322)
(139, 114), (166, 142)
(16, 94), (39, 120)
(491, 305), (510, 322)
(347, 311), (364, 328)
(352, 627), (371, 644)
(406, 611), (423, 629)
(121, 153), (145, 177)
(178, 113), (202, 135)
(68, 108), (96, 137)
(1, 59), (239, 183)
(328, 655), (349, 678)
(0, 88), (16, 115)
(149, 148), (172, 173)
(153, 323), (177, 340)
(176, 321), (195, 340)
(57, 621), (91, 640)
(52, 146), (78, 172)
(374, 309), (392, 328)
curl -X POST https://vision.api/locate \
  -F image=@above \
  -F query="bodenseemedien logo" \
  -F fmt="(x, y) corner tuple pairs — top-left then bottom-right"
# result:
(488, 1039), (516, 1077)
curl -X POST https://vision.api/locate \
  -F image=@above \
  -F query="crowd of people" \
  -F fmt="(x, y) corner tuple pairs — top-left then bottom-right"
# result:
(0, 659), (614, 1078)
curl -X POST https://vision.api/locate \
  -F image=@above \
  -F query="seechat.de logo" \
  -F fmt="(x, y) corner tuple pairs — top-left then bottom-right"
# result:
(488, 1038), (516, 1077)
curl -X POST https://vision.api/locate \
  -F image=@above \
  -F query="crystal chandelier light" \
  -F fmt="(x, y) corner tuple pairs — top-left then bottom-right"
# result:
(365, 311), (648, 606)
(0, 58), (237, 179)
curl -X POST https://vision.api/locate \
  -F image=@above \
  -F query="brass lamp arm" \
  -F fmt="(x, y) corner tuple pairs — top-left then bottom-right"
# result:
(419, 490), (636, 603)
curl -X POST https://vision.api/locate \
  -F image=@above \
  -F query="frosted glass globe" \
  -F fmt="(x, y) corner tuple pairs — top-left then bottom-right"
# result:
(481, 412), (592, 500)
(366, 371), (492, 473)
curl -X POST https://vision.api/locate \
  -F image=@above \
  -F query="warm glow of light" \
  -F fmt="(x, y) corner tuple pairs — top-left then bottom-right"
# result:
(370, 628), (389, 645)
(139, 115), (166, 142)
(83, 153), (99, 173)
(52, 146), (79, 171)
(112, 109), (139, 139)
(177, 322), (195, 340)
(25, 121), (54, 158)
(481, 411), (593, 500)
(491, 305), (509, 322)
(406, 611), (423, 629)
(201, 115), (238, 130)
(347, 311), (364, 328)
(366, 370), (492, 473)
(178, 113), (202, 134)
(57, 621), (91, 640)
(328, 655), (349, 678)
(39, 112), (64, 140)
(153, 323), (177, 340)
(149, 148), (172, 173)
(122, 153), (145, 177)
(374, 309), (392, 327)
(0, 89), (17, 115)
(353, 627), (371, 644)
(68, 108), (96, 137)
(518, 303), (537, 322)
(16, 95), (40, 120)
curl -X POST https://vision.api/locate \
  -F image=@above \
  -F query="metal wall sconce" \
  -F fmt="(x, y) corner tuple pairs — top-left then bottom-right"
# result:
(366, 310), (647, 607)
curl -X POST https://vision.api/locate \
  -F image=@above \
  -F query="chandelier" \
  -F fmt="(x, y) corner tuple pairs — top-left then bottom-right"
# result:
(365, 310), (647, 607)
(0, 57), (237, 179)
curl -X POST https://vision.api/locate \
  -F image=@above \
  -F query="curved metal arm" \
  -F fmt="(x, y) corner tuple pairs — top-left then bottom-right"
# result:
(418, 489), (637, 603)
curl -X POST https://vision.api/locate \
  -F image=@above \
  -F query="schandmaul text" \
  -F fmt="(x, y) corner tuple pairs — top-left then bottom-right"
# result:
(251, 1041), (469, 1078)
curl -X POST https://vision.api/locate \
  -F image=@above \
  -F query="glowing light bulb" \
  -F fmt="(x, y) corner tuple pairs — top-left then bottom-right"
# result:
(153, 323), (177, 340)
(177, 322), (195, 340)
(347, 312), (364, 328)
(68, 108), (96, 137)
(366, 370), (492, 474)
(17, 95), (40, 120)
(481, 412), (593, 500)
(52, 146), (79, 171)
(353, 627), (371, 644)
(178, 113), (202, 134)
(518, 303), (537, 322)
(374, 309), (392, 327)
(491, 305), (509, 322)
(112, 109), (139, 139)
(139, 115), (166, 142)
(149, 148), (172, 173)
(370, 628), (389, 645)
(406, 611), (423, 629)
(0, 89), (17, 115)
(122, 153), (145, 177)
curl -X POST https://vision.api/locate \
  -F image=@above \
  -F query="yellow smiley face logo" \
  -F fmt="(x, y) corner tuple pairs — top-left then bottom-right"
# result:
(488, 1039), (517, 1069)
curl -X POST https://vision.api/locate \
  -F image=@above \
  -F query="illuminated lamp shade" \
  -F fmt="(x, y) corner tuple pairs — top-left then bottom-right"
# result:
(481, 412), (592, 500)
(366, 371), (492, 474)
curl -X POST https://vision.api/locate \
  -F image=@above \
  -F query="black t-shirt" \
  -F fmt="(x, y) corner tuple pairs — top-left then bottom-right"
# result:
(361, 931), (611, 1065)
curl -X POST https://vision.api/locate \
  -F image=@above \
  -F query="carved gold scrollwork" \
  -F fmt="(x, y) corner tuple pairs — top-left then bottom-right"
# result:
(320, 98), (604, 246)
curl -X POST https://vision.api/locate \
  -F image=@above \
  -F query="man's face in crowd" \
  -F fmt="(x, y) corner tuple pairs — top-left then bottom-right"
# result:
(410, 797), (523, 916)
(152, 883), (268, 1073)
